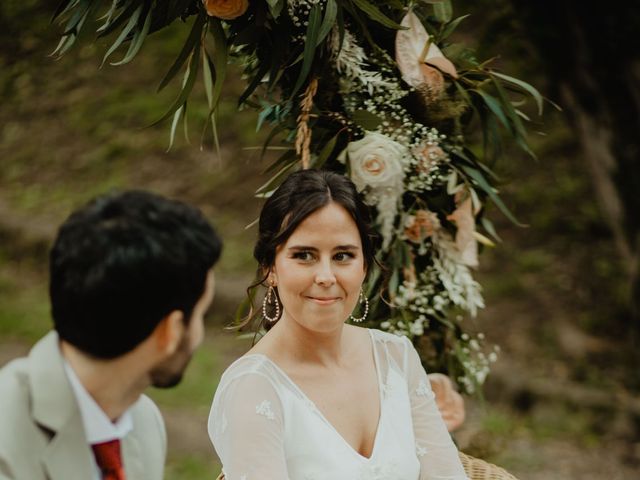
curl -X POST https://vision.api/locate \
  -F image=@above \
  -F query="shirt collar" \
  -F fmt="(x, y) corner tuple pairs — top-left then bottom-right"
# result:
(63, 358), (133, 444)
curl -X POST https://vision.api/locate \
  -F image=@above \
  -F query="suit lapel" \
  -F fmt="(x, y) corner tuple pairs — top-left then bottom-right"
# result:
(42, 414), (95, 479)
(28, 332), (95, 479)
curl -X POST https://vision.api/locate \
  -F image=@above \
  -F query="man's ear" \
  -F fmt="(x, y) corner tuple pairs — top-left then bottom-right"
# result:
(152, 310), (185, 356)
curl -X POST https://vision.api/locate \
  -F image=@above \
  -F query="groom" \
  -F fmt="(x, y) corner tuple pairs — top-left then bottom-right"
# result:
(0, 190), (222, 479)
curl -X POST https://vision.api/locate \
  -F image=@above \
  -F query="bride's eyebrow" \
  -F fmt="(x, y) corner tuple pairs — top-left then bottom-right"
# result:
(334, 245), (360, 251)
(288, 246), (318, 251)
(287, 245), (360, 251)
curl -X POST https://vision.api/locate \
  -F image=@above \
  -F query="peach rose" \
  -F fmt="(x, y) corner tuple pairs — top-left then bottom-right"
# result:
(203, 0), (248, 20)
(404, 209), (440, 243)
(415, 144), (445, 175)
(428, 373), (465, 431)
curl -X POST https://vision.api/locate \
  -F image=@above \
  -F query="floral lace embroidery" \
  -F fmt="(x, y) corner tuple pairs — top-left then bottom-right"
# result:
(255, 400), (275, 420)
(416, 379), (430, 396)
(416, 443), (427, 457)
(357, 460), (399, 479)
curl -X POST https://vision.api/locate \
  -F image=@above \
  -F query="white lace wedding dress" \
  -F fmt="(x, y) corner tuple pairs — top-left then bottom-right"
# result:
(208, 329), (468, 480)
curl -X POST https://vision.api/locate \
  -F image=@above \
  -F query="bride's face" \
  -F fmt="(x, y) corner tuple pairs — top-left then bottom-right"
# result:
(270, 202), (366, 333)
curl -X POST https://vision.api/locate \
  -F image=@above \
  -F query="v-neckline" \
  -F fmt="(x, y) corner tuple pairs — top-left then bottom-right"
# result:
(245, 329), (384, 462)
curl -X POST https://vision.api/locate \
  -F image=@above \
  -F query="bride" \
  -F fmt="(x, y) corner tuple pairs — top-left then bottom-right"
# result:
(208, 169), (468, 479)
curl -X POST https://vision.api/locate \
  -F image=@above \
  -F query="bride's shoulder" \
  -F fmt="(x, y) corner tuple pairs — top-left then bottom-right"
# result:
(365, 327), (410, 347)
(217, 354), (282, 391)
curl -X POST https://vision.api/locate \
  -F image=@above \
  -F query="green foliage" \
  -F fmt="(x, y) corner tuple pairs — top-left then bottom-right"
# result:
(49, 0), (546, 393)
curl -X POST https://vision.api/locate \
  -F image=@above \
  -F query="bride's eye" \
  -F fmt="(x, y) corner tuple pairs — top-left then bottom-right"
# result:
(292, 251), (315, 261)
(334, 251), (356, 262)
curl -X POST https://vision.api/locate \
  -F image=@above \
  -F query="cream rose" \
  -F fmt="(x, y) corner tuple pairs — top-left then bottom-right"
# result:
(203, 0), (248, 20)
(345, 132), (408, 193)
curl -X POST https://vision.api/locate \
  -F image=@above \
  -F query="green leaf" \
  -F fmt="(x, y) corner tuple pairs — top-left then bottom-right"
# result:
(202, 49), (214, 109)
(460, 165), (525, 226)
(256, 160), (298, 196)
(51, 0), (78, 23)
(239, 61), (270, 108)
(111, 4), (152, 66)
(492, 76), (536, 159)
(208, 18), (228, 110)
(317, 0), (338, 46)
(352, 110), (384, 130)
(440, 14), (469, 40)
(290, 4), (322, 98)
(313, 132), (340, 168)
(433, 0), (453, 23)
(481, 217), (502, 243)
(98, 0), (143, 38)
(474, 90), (510, 131)
(490, 70), (543, 116)
(167, 104), (185, 151)
(351, 0), (404, 30)
(101, 4), (142, 67)
(157, 13), (206, 92)
(266, 0), (284, 19)
(150, 41), (201, 127)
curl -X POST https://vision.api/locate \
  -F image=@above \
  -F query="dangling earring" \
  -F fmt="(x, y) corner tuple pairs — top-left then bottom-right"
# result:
(262, 283), (281, 323)
(349, 289), (369, 323)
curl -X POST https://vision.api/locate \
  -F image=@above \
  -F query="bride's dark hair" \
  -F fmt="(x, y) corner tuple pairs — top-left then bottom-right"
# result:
(238, 169), (377, 331)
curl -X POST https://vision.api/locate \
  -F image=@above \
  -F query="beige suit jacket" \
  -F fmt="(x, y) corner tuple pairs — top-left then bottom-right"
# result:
(0, 332), (166, 480)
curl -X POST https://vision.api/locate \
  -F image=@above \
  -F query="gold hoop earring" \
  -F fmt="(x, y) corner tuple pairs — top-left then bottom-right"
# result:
(262, 285), (281, 323)
(349, 289), (369, 323)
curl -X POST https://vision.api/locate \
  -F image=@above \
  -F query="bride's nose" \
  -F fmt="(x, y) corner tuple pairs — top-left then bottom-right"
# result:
(314, 258), (336, 286)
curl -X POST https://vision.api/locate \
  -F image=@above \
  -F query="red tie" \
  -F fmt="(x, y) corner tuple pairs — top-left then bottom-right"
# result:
(92, 439), (126, 480)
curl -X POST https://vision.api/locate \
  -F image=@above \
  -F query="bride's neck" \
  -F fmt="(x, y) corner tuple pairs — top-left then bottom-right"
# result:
(270, 315), (350, 368)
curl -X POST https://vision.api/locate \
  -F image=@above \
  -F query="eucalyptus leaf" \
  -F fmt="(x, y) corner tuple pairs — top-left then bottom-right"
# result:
(317, 0), (338, 47)
(209, 18), (228, 110)
(51, 0), (79, 23)
(266, 0), (284, 19)
(167, 104), (185, 151)
(111, 5), (152, 66)
(433, 0), (453, 23)
(440, 14), (470, 40)
(290, 4), (322, 98)
(101, 4), (142, 67)
(98, 0), (143, 38)
(351, 0), (404, 30)
(255, 160), (297, 195)
(313, 132), (339, 168)
(490, 70), (543, 116)
(460, 165), (525, 226)
(157, 13), (206, 92)
(150, 41), (201, 127)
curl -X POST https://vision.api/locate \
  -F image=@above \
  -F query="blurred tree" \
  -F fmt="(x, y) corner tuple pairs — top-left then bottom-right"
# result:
(510, 0), (640, 324)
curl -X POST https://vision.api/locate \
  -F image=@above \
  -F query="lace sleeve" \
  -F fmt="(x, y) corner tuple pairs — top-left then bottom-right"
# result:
(208, 371), (289, 480)
(403, 337), (469, 480)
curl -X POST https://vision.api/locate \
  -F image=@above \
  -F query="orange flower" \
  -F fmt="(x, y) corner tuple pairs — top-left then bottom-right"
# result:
(447, 195), (478, 267)
(203, 0), (248, 20)
(415, 143), (445, 174)
(404, 209), (440, 244)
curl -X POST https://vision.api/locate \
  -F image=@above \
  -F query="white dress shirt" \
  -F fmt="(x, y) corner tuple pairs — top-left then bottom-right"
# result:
(63, 360), (133, 480)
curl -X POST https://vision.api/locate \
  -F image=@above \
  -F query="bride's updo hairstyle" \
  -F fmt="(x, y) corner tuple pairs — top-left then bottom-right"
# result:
(244, 169), (377, 330)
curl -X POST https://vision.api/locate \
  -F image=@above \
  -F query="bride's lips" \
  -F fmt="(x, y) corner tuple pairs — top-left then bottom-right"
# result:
(305, 296), (341, 305)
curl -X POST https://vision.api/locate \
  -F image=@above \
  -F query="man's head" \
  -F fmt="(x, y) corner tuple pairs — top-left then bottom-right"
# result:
(50, 190), (222, 386)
